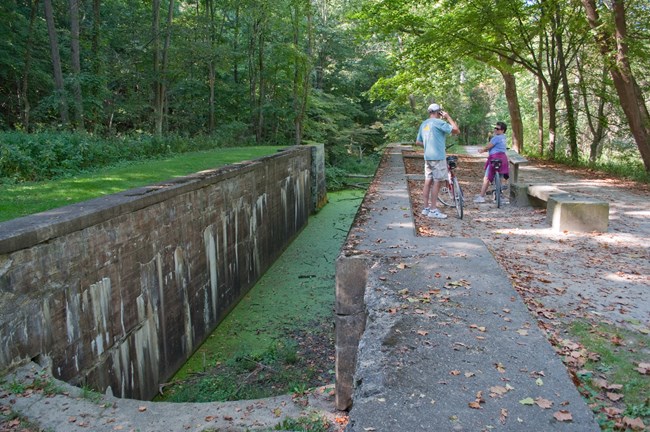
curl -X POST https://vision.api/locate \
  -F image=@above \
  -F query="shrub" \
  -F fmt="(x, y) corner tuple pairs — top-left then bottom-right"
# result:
(0, 131), (224, 183)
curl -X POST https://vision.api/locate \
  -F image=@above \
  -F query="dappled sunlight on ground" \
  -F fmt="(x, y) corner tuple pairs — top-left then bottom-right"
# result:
(403, 150), (650, 332)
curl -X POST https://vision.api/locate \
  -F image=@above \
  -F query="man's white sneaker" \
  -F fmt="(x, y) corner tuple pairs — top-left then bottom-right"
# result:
(421, 208), (431, 216)
(473, 195), (486, 203)
(427, 208), (448, 219)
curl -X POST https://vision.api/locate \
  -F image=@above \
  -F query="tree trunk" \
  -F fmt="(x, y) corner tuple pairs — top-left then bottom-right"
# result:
(256, 25), (264, 143)
(554, 8), (577, 160)
(44, 0), (69, 126)
(158, 0), (174, 135)
(545, 83), (557, 158)
(70, 0), (85, 130)
(581, 0), (650, 173)
(291, 0), (313, 146)
(537, 78), (544, 155)
(20, 0), (39, 131)
(498, 65), (524, 153)
(152, 0), (161, 134)
(577, 57), (607, 163)
(91, 0), (102, 131)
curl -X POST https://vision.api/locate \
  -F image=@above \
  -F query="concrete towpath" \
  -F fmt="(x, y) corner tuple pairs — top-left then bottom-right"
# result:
(343, 145), (599, 431)
(1, 145), (602, 432)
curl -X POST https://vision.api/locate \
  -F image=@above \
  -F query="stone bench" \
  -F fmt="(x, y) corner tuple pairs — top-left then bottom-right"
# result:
(506, 149), (528, 183)
(516, 184), (609, 232)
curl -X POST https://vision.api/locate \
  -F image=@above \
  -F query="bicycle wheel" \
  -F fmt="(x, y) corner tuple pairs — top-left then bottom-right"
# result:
(452, 176), (463, 219)
(437, 180), (454, 207)
(494, 173), (502, 208)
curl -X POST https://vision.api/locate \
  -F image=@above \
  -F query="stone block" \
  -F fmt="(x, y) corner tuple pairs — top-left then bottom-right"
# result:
(510, 183), (531, 207)
(335, 313), (367, 349)
(335, 255), (368, 315)
(527, 184), (566, 202)
(547, 193), (609, 232)
(335, 344), (360, 410)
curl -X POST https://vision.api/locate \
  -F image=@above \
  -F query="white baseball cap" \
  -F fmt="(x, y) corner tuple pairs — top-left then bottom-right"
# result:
(427, 103), (441, 113)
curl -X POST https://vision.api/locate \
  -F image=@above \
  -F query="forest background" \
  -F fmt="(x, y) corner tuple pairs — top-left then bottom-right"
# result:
(1, 0), (649, 192)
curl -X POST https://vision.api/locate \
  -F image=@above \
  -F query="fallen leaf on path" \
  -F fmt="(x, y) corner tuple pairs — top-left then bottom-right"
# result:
(519, 397), (534, 405)
(554, 410), (573, 422)
(138, 406), (147, 412)
(607, 392), (624, 402)
(535, 398), (553, 409)
(500, 408), (508, 424)
(635, 362), (650, 374)
(489, 386), (509, 397)
(622, 416), (646, 431)
(417, 330), (428, 336)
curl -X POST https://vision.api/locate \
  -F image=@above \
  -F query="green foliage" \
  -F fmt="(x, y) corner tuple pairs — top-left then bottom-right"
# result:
(0, 144), (285, 222)
(163, 339), (316, 403)
(273, 414), (331, 431)
(569, 320), (650, 429)
(0, 132), (243, 183)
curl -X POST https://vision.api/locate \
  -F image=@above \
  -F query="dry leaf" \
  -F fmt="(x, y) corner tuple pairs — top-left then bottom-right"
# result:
(450, 370), (461, 376)
(519, 397), (534, 405)
(490, 386), (508, 396)
(553, 410), (573, 422)
(495, 363), (506, 373)
(607, 392), (624, 402)
(138, 406), (147, 412)
(469, 401), (482, 409)
(635, 362), (650, 374)
(603, 406), (623, 417)
(622, 416), (646, 431)
(535, 397), (553, 409)
(500, 408), (508, 424)
(417, 330), (428, 336)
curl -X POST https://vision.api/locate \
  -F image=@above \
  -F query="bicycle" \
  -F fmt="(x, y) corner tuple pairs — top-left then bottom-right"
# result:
(437, 154), (464, 219)
(485, 158), (508, 208)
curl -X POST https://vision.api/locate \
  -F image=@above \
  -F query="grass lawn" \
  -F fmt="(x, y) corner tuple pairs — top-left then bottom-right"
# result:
(0, 146), (286, 223)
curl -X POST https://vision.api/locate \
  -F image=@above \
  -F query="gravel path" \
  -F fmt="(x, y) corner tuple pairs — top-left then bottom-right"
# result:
(405, 148), (650, 332)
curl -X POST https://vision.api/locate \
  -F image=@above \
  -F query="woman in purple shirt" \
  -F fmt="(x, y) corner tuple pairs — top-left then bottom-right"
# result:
(474, 121), (510, 203)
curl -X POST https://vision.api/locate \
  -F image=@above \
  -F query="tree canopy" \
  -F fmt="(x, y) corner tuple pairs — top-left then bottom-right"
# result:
(1, 0), (649, 174)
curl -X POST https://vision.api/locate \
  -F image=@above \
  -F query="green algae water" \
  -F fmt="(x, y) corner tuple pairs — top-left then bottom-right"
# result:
(158, 189), (364, 401)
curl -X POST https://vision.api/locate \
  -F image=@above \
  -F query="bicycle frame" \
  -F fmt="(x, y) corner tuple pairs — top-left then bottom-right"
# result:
(438, 155), (464, 219)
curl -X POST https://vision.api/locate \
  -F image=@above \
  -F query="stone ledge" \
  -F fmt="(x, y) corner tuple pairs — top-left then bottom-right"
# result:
(547, 193), (609, 232)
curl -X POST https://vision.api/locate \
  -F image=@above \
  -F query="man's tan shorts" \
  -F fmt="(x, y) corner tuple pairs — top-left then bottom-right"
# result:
(424, 160), (447, 181)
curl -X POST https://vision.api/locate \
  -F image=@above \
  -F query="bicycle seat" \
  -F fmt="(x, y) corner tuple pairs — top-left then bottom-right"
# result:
(490, 159), (502, 169)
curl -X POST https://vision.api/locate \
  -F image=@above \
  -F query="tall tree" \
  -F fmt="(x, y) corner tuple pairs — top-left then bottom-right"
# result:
(20, 0), (40, 130)
(44, 0), (69, 125)
(581, 0), (650, 173)
(69, 0), (85, 130)
(291, 0), (313, 145)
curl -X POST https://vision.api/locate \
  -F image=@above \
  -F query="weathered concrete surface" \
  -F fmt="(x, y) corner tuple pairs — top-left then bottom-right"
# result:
(337, 145), (599, 431)
(0, 145), (324, 401)
(547, 193), (609, 232)
(1, 361), (340, 431)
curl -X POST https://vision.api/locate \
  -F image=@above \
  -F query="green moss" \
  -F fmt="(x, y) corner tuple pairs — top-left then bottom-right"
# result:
(159, 190), (364, 401)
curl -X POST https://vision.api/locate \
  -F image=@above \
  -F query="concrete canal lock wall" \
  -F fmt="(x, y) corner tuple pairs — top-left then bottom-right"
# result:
(0, 144), (326, 401)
